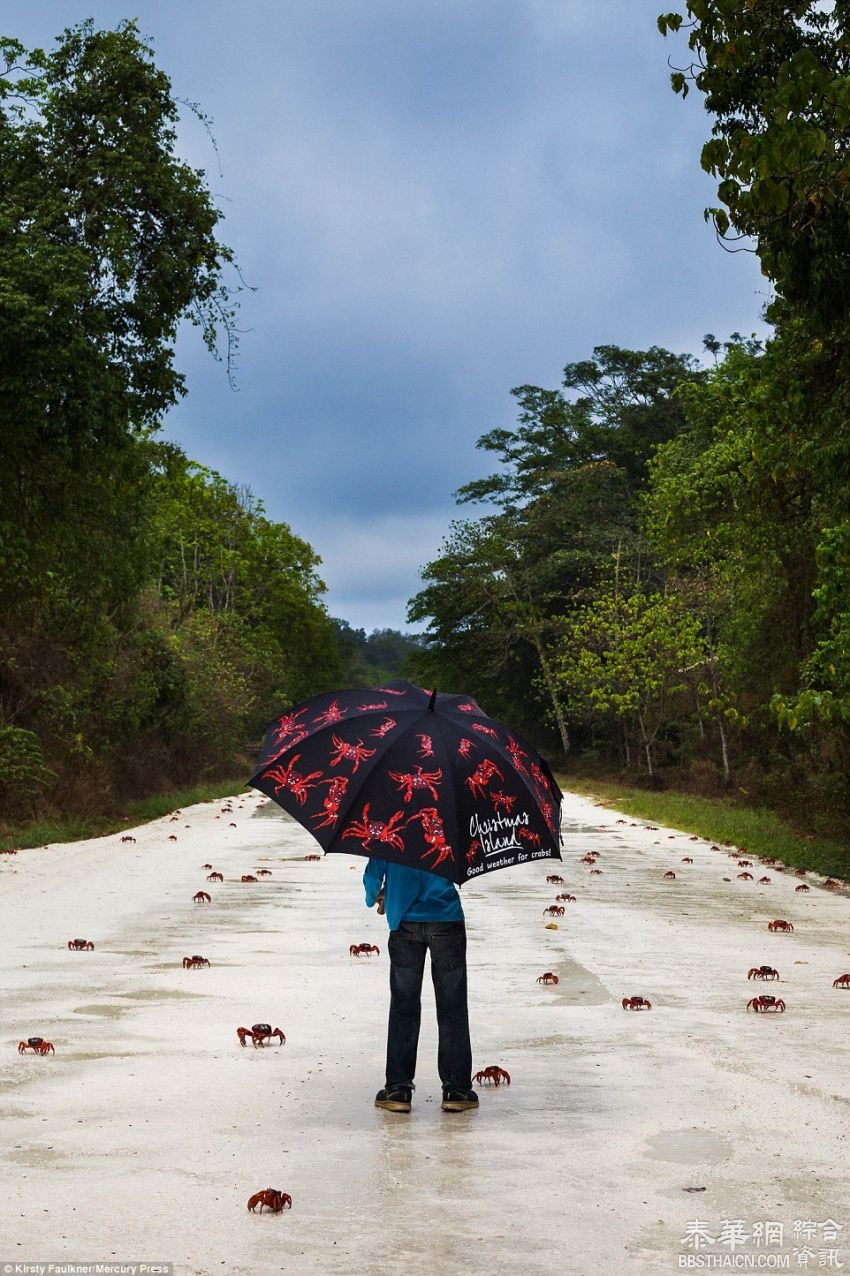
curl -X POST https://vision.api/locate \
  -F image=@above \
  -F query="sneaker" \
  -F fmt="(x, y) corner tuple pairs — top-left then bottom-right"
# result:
(375, 1086), (413, 1113)
(441, 1088), (479, 1112)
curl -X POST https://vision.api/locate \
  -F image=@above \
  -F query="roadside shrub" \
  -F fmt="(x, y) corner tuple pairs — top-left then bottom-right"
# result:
(0, 726), (57, 817)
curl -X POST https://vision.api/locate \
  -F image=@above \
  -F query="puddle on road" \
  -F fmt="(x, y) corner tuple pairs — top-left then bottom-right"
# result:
(547, 957), (610, 1006)
(73, 1004), (128, 1018)
(70, 989), (203, 1015)
(252, 803), (293, 821)
(508, 1033), (573, 1050)
(562, 824), (619, 835)
(4, 1145), (69, 1168)
(118, 988), (204, 1000)
(644, 1128), (733, 1164)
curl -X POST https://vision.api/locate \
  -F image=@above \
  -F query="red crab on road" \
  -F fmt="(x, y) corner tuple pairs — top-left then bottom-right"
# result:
(389, 766), (443, 802)
(349, 943), (380, 957)
(183, 955), (210, 969)
(758, 876), (772, 885)
(663, 871), (677, 881)
(536, 972), (559, 984)
(768, 919), (794, 932)
(241, 875), (258, 883)
(681, 857), (693, 864)
(622, 996), (652, 1010)
(67, 938), (94, 950)
(555, 893), (576, 902)
(256, 868), (273, 877)
(748, 966), (779, 980)
(193, 891), (211, 904)
(543, 905), (565, 917)
(237, 1024), (285, 1048)
(738, 872), (754, 880)
(247, 1188), (291, 1213)
(833, 973), (850, 989)
(207, 871), (223, 882)
(474, 1065), (511, 1086)
(546, 874), (564, 884)
(795, 884), (810, 892)
(747, 995), (785, 1013)
(18, 1037), (54, 1054)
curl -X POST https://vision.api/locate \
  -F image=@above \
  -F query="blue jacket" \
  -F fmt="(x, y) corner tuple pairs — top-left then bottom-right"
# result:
(363, 858), (464, 931)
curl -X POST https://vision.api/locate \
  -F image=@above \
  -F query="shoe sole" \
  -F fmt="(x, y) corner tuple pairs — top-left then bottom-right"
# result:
(441, 1100), (478, 1112)
(375, 1100), (411, 1112)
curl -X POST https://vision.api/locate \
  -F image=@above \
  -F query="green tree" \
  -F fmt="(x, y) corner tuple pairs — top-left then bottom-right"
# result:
(151, 458), (341, 724)
(0, 19), (240, 789)
(408, 345), (700, 754)
(659, 1), (850, 324)
(554, 591), (705, 778)
(459, 345), (703, 507)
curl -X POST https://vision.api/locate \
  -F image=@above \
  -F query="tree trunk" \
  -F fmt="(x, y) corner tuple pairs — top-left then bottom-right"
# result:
(718, 715), (730, 784)
(637, 711), (654, 777)
(513, 588), (570, 755)
(706, 655), (731, 784)
(534, 636), (570, 755)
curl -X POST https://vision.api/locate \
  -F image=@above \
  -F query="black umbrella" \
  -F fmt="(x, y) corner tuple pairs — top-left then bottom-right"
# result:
(248, 680), (562, 886)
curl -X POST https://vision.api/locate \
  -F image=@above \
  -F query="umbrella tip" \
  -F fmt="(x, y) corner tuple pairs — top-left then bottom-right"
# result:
(428, 688), (437, 712)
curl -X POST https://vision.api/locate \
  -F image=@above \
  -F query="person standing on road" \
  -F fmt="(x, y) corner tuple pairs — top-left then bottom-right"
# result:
(363, 857), (477, 1114)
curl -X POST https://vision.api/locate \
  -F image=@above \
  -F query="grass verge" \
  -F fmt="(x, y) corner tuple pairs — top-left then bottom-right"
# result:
(557, 774), (850, 882)
(0, 777), (250, 853)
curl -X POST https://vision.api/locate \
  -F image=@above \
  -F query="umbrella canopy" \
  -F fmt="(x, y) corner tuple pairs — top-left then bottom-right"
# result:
(249, 681), (562, 886)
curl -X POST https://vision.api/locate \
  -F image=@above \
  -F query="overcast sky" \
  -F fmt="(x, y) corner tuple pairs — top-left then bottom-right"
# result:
(9, 1), (769, 632)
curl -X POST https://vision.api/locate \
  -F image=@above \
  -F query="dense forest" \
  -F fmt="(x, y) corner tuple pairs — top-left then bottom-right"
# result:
(0, 21), (417, 823)
(407, 2), (850, 837)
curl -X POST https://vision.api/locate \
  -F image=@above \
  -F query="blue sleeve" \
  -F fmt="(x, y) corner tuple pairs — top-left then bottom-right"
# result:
(363, 858), (386, 907)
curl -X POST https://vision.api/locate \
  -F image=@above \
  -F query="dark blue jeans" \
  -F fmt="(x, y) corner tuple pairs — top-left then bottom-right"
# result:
(386, 920), (473, 1092)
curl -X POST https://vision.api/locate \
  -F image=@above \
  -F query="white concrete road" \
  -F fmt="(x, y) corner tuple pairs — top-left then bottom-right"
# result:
(1, 791), (849, 1276)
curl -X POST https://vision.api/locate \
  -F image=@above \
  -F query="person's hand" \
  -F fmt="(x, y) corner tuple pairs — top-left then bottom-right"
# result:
(376, 891), (386, 916)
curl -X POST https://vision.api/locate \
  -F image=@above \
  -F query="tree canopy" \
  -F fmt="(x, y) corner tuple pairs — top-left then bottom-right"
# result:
(0, 22), (341, 822)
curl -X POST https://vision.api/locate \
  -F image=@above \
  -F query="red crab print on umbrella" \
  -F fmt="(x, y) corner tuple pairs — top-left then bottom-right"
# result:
(248, 681), (563, 885)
